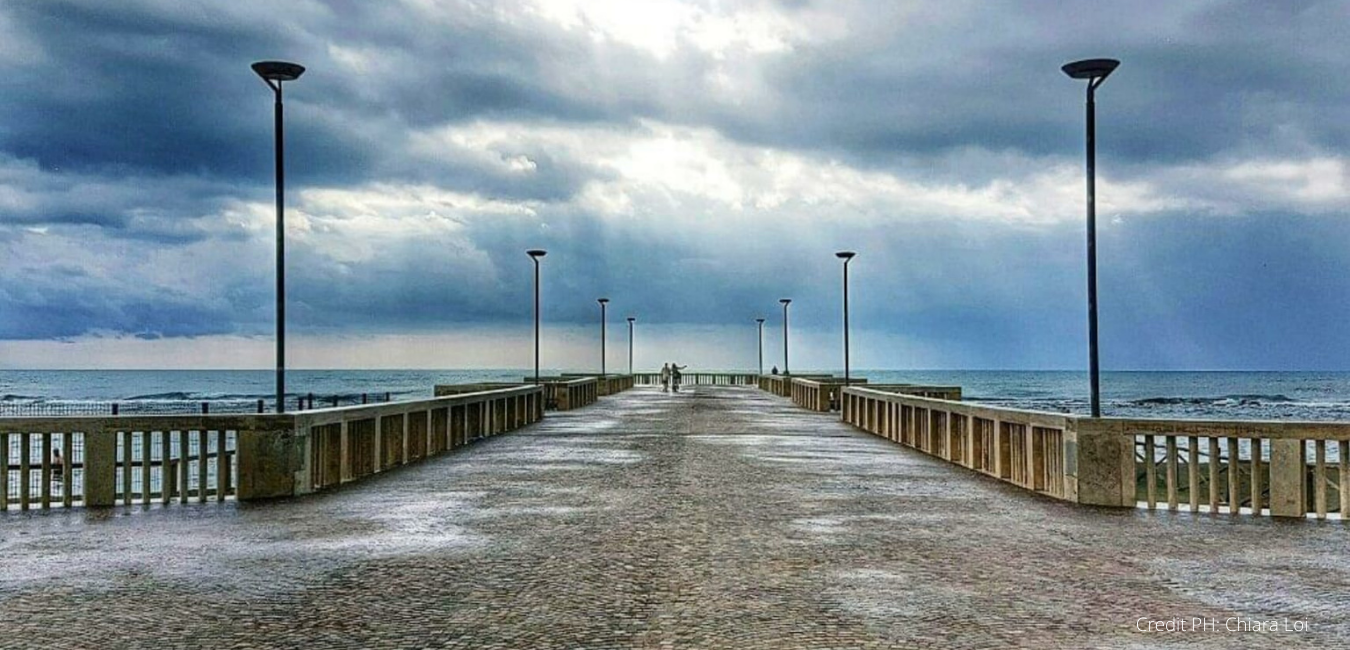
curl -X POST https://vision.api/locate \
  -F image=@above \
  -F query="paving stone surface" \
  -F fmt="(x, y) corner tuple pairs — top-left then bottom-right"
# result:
(2, 386), (1348, 649)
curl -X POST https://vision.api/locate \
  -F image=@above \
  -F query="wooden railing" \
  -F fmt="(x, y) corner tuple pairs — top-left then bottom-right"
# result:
(634, 372), (759, 386)
(297, 384), (543, 494)
(558, 374), (635, 396)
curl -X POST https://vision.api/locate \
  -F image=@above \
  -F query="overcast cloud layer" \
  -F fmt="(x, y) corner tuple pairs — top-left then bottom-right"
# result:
(1, 0), (1349, 370)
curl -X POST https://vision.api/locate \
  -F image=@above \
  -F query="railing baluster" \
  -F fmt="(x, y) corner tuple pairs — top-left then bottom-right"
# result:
(198, 430), (208, 503)
(216, 430), (227, 501)
(1251, 438), (1263, 515)
(1166, 436), (1178, 511)
(1227, 437), (1240, 514)
(62, 432), (74, 508)
(1208, 436), (1219, 513)
(1188, 436), (1199, 513)
(1315, 440), (1327, 520)
(161, 431), (173, 504)
(1143, 435), (1156, 508)
(20, 432), (30, 510)
(140, 432), (152, 505)
(40, 432), (52, 509)
(179, 430), (190, 504)
(1, 431), (8, 511)
(1341, 441), (1350, 519)
(121, 430), (133, 505)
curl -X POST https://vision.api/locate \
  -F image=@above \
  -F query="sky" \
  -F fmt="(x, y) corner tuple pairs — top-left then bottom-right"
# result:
(1, 0), (1349, 371)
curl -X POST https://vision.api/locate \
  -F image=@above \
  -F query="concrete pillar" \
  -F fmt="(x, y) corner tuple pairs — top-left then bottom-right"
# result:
(83, 431), (117, 507)
(1071, 419), (1134, 508)
(236, 429), (298, 501)
(1269, 439), (1307, 518)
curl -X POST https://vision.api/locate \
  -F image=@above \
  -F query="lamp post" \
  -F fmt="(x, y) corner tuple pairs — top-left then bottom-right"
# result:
(627, 317), (636, 375)
(755, 318), (765, 375)
(836, 251), (856, 383)
(598, 298), (609, 376)
(251, 60), (305, 413)
(527, 250), (547, 384)
(779, 299), (792, 375)
(1063, 57), (1119, 419)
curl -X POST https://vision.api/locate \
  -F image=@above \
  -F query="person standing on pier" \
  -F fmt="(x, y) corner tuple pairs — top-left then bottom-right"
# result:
(660, 363), (671, 392)
(671, 363), (686, 392)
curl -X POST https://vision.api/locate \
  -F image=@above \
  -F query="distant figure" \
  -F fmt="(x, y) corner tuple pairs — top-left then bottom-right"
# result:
(660, 363), (671, 392)
(771, 365), (779, 375)
(671, 363), (687, 392)
(51, 448), (64, 481)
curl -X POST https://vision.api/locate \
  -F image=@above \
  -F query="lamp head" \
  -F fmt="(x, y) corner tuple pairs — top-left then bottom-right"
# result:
(756, 318), (765, 324)
(780, 299), (791, 306)
(598, 298), (609, 305)
(627, 317), (635, 323)
(1061, 58), (1119, 81)
(526, 249), (547, 259)
(836, 251), (856, 260)
(251, 61), (306, 82)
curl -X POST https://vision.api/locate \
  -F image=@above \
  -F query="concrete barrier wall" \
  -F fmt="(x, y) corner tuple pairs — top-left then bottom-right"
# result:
(839, 386), (1350, 519)
(0, 386), (545, 509)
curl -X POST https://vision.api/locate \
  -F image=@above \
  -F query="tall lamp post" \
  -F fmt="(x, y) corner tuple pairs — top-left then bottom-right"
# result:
(598, 298), (610, 376)
(527, 250), (547, 384)
(626, 317), (636, 375)
(1062, 57), (1119, 419)
(755, 318), (765, 375)
(779, 299), (792, 375)
(252, 60), (305, 413)
(836, 251), (857, 383)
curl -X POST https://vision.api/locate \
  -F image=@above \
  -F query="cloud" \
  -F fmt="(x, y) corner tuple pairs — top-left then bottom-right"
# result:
(1, 0), (1349, 369)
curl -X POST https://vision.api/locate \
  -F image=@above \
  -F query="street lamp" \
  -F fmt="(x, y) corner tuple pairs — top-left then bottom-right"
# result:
(527, 249), (547, 384)
(597, 298), (609, 376)
(1063, 57), (1119, 418)
(627, 317), (636, 375)
(836, 251), (857, 383)
(779, 299), (792, 375)
(252, 60), (305, 413)
(755, 318), (765, 375)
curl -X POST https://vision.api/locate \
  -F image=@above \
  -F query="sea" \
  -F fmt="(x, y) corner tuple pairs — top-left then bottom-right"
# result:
(2, 369), (1350, 421)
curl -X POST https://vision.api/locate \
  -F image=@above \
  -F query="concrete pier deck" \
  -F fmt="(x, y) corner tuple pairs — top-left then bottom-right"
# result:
(1, 386), (1347, 648)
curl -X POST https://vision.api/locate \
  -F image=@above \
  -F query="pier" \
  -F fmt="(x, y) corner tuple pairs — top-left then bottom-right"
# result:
(3, 376), (1350, 647)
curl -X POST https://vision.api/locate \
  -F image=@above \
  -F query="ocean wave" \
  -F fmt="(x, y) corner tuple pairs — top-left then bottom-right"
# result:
(1129, 394), (1297, 407)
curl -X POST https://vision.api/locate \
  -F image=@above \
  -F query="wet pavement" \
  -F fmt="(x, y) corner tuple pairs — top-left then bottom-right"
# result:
(2, 385), (1348, 649)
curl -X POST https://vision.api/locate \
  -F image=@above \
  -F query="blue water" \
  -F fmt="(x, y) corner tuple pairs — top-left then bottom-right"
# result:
(2, 369), (1350, 421)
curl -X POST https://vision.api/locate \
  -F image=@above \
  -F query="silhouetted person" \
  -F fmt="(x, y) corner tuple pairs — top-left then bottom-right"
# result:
(771, 366), (779, 375)
(660, 363), (671, 392)
(51, 448), (64, 481)
(671, 363), (686, 392)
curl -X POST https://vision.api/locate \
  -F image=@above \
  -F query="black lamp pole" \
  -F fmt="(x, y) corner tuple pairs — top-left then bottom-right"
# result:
(528, 250), (547, 384)
(836, 251), (856, 382)
(755, 318), (765, 375)
(252, 60), (305, 413)
(598, 298), (609, 376)
(1063, 57), (1119, 418)
(627, 317), (635, 375)
(780, 299), (792, 375)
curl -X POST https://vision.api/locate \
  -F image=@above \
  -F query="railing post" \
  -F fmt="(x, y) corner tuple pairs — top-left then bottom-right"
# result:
(1269, 439), (1307, 518)
(236, 427), (301, 500)
(1070, 418), (1132, 507)
(83, 430), (117, 507)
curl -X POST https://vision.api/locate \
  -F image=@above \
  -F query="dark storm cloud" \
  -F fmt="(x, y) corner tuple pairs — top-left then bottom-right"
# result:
(0, 0), (1347, 369)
